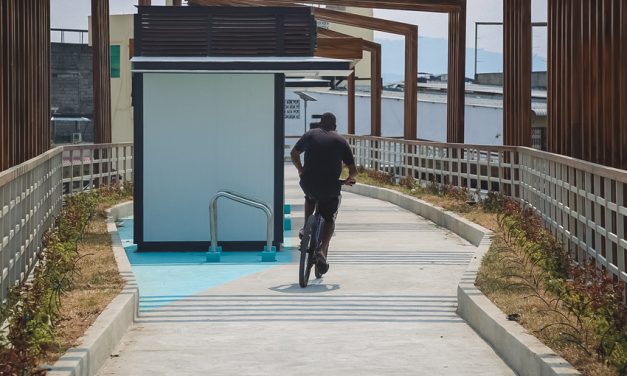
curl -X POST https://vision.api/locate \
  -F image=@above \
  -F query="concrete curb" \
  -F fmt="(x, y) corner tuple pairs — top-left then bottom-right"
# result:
(48, 201), (138, 376)
(343, 184), (580, 376)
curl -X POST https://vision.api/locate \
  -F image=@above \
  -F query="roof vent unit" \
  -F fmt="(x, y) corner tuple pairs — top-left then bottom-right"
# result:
(71, 133), (82, 144)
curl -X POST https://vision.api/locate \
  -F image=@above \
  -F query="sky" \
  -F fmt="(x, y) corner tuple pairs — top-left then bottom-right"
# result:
(51, 0), (548, 74)
(51, 0), (547, 50)
(374, 0), (547, 59)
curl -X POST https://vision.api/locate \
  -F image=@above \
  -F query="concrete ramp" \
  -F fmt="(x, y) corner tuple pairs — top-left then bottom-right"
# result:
(97, 167), (513, 376)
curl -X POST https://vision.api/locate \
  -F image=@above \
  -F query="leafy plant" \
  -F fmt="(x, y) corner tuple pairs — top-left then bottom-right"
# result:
(0, 183), (133, 374)
(482, 191), (506, 213)
(492, 202), (627, 374)
(399, 175), (417, 190)
(365, 169), (394, 185)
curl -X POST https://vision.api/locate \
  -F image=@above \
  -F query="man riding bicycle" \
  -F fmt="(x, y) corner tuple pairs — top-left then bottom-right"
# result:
(290, 112), (357, 276)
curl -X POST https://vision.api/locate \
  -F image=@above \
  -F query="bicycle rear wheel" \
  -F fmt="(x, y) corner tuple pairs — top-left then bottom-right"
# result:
(299, 215), (318, 288)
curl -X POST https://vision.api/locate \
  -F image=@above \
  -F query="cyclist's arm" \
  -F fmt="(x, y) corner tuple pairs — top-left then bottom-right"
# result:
(291, 133), (310, 176)
(290, 147), (304, 176)
(341, 139), (357, 184)
(347, 163), (357, 179)
(345, 163), (358, 184)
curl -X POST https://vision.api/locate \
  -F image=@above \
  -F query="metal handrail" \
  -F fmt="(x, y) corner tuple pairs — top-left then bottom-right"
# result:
(208, 191), (274, 253)
(51, 28), (88, 44)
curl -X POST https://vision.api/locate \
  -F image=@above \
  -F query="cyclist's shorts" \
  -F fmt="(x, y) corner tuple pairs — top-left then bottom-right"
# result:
(299, 180), (342, 223)
(304, 194), (341, 223)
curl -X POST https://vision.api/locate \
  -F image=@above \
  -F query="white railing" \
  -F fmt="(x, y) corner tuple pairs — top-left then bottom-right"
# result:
(62, 143), (133, 194)
(346, 135), (627, 285)
(349, 135), (519, 196)
(3, 137), (625, 300)
(518, 148), (627, 284)
(0, 143), (134, 302)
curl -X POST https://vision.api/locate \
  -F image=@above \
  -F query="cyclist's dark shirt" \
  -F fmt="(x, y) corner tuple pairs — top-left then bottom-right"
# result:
(294, 128), (355, 199)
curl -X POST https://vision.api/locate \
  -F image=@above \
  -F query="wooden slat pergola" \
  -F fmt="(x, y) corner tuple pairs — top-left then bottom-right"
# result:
(317, 27), (382, 136)
(3, 0), (626, 170)
(311, 7), (415, 139)
(0, 0), (51, 171)
(189, 0), (467, 143)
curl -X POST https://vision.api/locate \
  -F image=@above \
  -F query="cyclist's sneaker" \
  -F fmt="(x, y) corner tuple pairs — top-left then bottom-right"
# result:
(316, 261), (329, 275)
(315, 252), (330, 275)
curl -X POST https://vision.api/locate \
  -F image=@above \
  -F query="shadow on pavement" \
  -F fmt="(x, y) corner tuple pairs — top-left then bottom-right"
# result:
(269, 283), (340, 293)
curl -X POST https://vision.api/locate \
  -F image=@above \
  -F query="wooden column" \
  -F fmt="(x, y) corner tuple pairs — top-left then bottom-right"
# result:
(191, 0), (466, 144)
(503, 0), (531, 147)
(364, 40), (382, 136)
(404, 26), (418, 140)
(0, 0), (5, 169)
(446, 2), (466, 143)
(347, 69), (356, 134)
(92, 0), (112, 144)
(317, 27), (382, 136)
(548, 0), (627, 169)
(0, 0), (50, 171)
(310, 8), (417, 139)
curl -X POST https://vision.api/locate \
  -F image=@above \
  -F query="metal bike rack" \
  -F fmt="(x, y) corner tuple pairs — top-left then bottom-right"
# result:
(207, 191), (276, 262)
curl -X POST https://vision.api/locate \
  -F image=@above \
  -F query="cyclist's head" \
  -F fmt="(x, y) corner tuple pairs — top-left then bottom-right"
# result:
(319, 112), (337, 131)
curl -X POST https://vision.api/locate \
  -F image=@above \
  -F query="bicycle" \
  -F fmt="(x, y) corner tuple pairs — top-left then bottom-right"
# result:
(298, 179), (353, 288)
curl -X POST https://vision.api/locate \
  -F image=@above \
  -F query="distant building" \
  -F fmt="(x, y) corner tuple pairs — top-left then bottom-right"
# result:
(475, 71), (547, 90)
(285, 82), (547, 150)
(50, 29), (94, 144)
(108, 14), (134, 144)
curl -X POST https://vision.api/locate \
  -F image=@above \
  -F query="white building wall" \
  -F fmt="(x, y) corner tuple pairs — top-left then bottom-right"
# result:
(143, 73), (276, 243)
(285, 90), (504, 147)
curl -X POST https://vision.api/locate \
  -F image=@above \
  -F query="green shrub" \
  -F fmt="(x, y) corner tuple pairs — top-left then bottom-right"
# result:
(398, 175), (417, 190)
(496, 201), (626, 374)
(482, 191), (505, 213)
(0, 183), (133, 374)
(425, 179), (440, 195)
(365, 169), (394, 185)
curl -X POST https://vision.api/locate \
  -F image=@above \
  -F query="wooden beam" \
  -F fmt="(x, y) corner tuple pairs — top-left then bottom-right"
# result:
(548, 0), (627, 169)
(189, 0), (464, 12)
(92, 0), (112, 143)
(318, 28), (382, 136)
(190, 0), (466, 143)
(312, 7), (417, 139)
(313, 7), (417, 35)
(447, 3), (466, 143)
(503, 0), (531, 147)
(364, 40), (382, 137)
(315, 37), (363, 59)
(404, 26), (417, 139)
(348, 70), (355, 134)
(139, 0), (151, 5)
(0, 0), (50, 170)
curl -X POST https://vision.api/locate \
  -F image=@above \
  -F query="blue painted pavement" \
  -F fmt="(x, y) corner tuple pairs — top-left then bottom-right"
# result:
(115, 218), (295, 311)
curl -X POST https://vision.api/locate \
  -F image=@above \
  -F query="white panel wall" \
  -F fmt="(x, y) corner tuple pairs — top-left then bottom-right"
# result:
(143, 73), (275, 242)
(285, 90), (504, 145)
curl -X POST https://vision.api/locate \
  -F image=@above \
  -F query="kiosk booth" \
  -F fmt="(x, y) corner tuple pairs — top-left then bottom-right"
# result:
(131, 6), (353, 258)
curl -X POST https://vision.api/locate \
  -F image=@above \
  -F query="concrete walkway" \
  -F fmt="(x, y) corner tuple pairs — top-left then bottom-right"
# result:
(97, 168), (514, 376)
